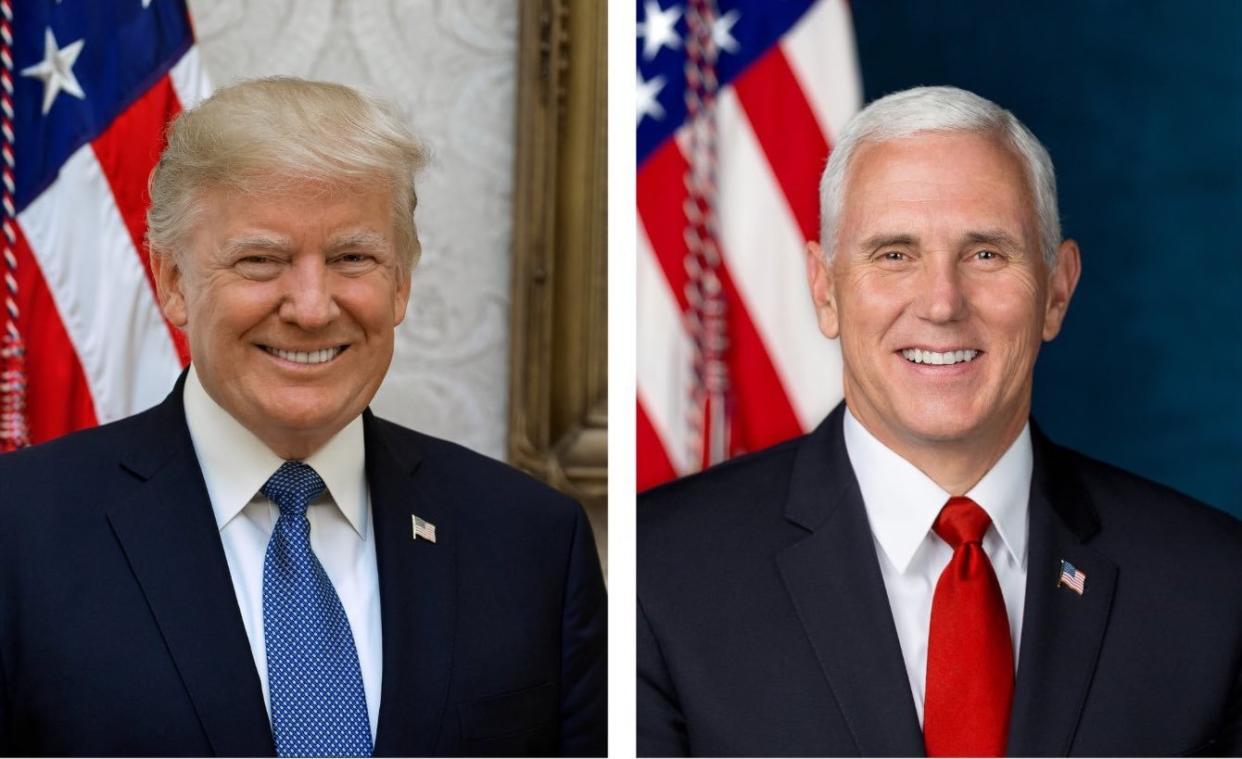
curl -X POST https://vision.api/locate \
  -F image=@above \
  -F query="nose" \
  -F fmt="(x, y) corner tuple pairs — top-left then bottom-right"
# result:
(279, 256), (340, 329)
(915, 255), (968, 323)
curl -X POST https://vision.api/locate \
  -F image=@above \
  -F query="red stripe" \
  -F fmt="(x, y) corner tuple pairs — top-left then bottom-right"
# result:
(717, 262), (803, 455)
(91, 75), (190, 367)
(637, 139), (691, 313)
(637, 398), (678, 492)
(638, 138), (804, 461)
(11, 223), (99, 444)
(731, 47), (831, 243)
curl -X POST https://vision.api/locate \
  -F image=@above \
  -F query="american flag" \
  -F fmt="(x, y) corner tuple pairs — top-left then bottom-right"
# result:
(3, 0), (209, 452)
(1058, 559), (1086, 596)
(636, 0), (861, 490)
(412, 515), (437, 544)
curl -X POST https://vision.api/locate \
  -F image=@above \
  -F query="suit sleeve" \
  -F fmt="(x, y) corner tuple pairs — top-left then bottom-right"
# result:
(557, 504), (607, 757)
(638, 595), (689, 757)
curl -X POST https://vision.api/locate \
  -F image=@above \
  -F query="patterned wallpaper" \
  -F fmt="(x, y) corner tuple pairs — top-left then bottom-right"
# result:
(187, 0), (518, 460)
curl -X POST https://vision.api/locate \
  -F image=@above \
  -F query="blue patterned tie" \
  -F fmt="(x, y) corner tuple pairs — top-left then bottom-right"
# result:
(262, 461), (373, 757)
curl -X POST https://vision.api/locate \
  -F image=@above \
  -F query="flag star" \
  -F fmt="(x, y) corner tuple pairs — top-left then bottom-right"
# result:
(712, 9), (742, 54)
(637, 69), (667, 125)
(21, 27), (87, 115)
(638, 0), (682, 60)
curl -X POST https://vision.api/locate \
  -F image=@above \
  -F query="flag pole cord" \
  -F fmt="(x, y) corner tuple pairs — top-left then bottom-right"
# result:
(0, 0), (30, 452)
(683, 0), (731, 470)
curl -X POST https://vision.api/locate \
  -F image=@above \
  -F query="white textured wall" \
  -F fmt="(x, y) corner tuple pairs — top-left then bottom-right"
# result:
(187, 0), (518, 459)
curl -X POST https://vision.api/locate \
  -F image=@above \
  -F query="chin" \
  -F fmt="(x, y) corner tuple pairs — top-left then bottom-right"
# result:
(896, 406), (984, 445)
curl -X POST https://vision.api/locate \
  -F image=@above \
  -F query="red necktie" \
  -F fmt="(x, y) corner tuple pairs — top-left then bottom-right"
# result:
(923, 496), (1014, 757)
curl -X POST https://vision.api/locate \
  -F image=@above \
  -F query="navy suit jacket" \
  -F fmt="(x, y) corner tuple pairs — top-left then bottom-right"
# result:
(0, 378), (607, 756)
(638, 404), (1242, 756)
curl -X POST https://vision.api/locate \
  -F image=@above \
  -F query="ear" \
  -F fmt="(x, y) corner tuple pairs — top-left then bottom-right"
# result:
(806, 241), (840, 339)
(1041, 238), (1082, 341)
(392, 270), (412, 327)
(150, 252), (189, 329)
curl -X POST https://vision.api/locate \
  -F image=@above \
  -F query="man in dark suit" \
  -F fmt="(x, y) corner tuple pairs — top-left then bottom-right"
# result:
(638, 85), (1242, 757)
(0, 77), (606, 757)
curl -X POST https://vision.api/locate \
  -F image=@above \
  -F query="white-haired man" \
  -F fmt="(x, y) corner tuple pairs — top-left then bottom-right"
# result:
(0, 78), (606, 757)
(638, 86), (1241, 757)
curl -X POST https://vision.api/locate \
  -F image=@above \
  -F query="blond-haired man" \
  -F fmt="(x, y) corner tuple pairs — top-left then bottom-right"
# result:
(0, 78), (606, 757)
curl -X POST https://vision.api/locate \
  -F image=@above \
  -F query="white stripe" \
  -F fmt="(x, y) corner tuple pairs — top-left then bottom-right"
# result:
(636, 225), (692, 476)
(169, 45), (211, 109)
(782, 0), (863, 143)
(18, 146), (182, 423)
(716, 88), (843, 430)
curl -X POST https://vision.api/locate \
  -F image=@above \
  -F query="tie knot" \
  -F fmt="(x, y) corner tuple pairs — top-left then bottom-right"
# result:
(933, 496), (992, 549)
(261, 461), (326, 517)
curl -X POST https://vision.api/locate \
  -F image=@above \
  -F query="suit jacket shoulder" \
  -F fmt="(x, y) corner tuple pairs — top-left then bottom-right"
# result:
(367, 413), (583, 528)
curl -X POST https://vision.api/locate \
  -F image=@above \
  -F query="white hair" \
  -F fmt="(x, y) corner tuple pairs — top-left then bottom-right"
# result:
(819, 85), (1060, 266)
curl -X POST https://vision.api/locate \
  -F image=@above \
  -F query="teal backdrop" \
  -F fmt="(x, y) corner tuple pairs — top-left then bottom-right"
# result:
(851, 1), (1242, 518)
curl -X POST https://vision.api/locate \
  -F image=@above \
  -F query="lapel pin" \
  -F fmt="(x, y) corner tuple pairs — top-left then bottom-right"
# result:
(412, 514), (437, 543)
(1057, 559), (1086, 596)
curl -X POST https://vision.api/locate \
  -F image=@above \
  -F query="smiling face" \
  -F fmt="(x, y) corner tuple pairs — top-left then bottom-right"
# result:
(152, 181), (411, 459)
(807, 131), (1079, 467)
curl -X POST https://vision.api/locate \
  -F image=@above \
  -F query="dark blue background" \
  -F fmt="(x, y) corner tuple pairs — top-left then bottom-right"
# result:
(851, 2), (1242, 518)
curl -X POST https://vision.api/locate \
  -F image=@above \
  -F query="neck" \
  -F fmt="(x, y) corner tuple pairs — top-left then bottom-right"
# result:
(256, 429), (332, 461)
(845, 398), (1028, 496)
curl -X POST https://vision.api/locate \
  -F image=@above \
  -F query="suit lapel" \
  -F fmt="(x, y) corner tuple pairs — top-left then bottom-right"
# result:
(106, 378), (274, 756)
(1006, 427), (1117, 756)
(366, 413), (458, 757)
(775, 406), (925, 757)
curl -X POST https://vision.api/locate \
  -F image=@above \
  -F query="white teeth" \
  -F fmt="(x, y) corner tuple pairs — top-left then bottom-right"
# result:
(265, 346), (343, 365)
(901, 348), (978, 365)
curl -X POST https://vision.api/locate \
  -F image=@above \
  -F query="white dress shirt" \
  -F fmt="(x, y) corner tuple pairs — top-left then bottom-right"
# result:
(842, 407), (1031, 726)
(182, 366), (383, 739)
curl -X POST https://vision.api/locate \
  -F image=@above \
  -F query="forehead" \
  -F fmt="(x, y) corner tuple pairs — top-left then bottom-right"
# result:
(193, 181), (396, 243)
(840, 132), (1035, 241)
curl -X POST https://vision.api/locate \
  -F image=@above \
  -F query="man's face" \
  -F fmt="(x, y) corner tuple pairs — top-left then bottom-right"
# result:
(807, 131), (1079, 454)
(153, 182), (411, 457)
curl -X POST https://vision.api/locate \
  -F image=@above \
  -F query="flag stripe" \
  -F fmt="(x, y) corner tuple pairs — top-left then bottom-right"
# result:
(716, 88), (843, 430)
(714, 256), (804, 454)
(636, 138), (691, 313)
(168, 46), (209, 110)
(782, 0), (863, 148)
(91, 75), (189, 365)
(730, 46), (828, 243)
(10, 224), (98, 444)
(17, 143), (182, 424)
(636, 226), (692, 475)
(637, 397), (678, 492)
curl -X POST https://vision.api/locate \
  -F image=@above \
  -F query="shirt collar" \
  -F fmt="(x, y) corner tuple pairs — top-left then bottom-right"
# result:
(182, 365), (370, 538)
(842, 406), (1031, 573)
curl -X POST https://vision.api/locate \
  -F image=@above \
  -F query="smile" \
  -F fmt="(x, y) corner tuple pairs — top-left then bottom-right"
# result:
(261, 345), (347, 365)
(901, 348), (980, 366)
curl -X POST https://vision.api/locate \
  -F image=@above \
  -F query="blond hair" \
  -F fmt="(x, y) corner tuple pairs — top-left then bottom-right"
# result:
(147, 77), (428, 273)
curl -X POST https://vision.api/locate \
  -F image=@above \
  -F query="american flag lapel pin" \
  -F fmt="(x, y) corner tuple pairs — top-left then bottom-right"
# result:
(412, 515), (437, 543)
(1057, 559), (1086, 596)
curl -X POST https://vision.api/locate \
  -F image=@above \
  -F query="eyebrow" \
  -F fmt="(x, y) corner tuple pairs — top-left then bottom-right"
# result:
(859, 233), (917, 251)
(962, 229), (1023, 249)
(327, 230), (390, 251)
(858, 229), (1024, 251)
(221, 234), (293, 257)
